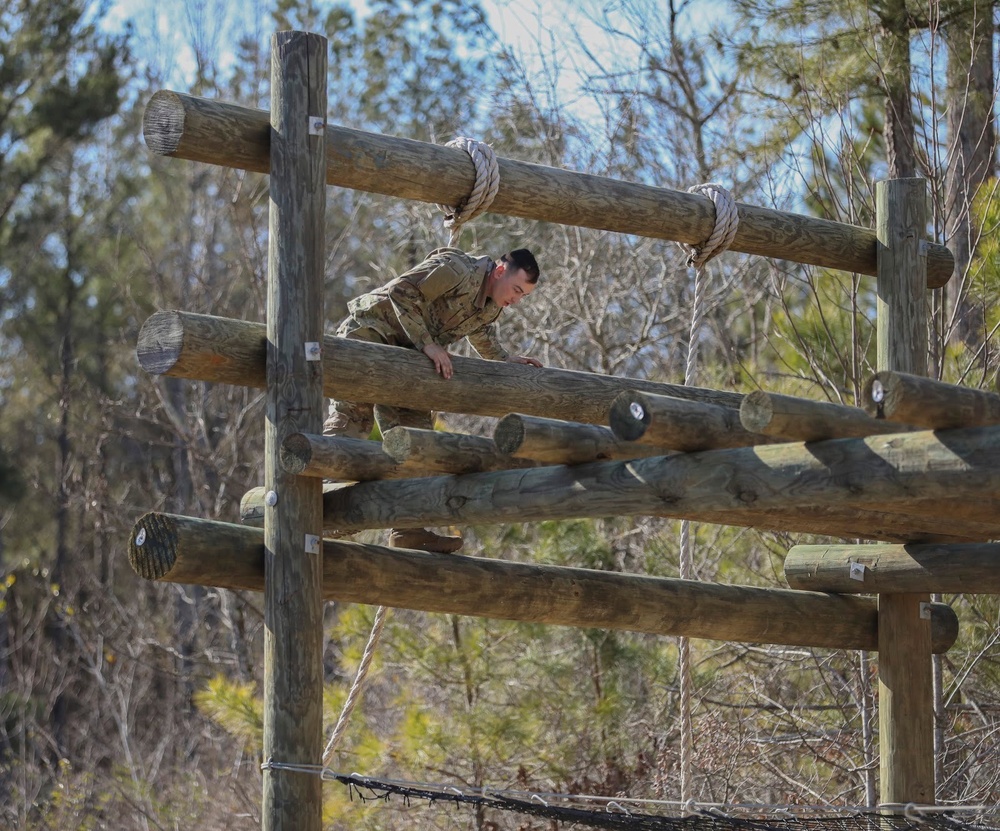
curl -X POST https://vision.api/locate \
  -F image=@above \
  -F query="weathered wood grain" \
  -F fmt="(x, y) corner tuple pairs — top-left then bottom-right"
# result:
(127, 512), (959, 653)
(493, 413), (665, 464)
(241, 426), (1000, 543)
(875, 178), (934, 807)
(262, 31), (326, 831)
(609, 390), (783, 450)
(142, 89), (954, 287)
(740, 390), (913, 441)
(863, 370), (1000, 428)
(785, 542), (1000, 594)
(136, 310), (744, 423)
(380, 427), (537, 475)
(281, 433), (413, 480)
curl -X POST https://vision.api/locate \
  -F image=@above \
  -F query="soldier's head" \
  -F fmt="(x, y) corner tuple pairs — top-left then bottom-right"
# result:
(488, 249), (539, 309)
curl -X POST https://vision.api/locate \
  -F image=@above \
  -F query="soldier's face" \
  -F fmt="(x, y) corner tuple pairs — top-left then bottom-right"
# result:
(489, 265), (536, 308)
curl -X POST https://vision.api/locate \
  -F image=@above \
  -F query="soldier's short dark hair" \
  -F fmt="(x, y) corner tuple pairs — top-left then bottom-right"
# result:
(502, 249), (540, 283)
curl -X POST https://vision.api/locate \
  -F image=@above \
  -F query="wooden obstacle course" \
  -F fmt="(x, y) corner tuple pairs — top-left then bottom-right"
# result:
(129, 30), (995, 829)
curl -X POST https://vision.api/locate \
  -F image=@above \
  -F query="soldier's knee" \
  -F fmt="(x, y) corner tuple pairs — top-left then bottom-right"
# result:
(324, 401), (375, 438)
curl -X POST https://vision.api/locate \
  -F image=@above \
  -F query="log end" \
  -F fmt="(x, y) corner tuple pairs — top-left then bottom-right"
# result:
(493, 414), (526, 456)
(142, 90), (186, 156)
(739, 390), (774, 434)
(280, 433), (311, 474)
(129, 512), (180, 581)
(136, 311), (185, 376)
(930, 602), (959, 654)
(380, 426), (412, 463)
(861, 372), (888, 419)
(609, 391), (650, 442)
(241, 487), (266, 527)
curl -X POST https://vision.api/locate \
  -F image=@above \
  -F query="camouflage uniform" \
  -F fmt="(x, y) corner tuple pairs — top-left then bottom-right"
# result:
(324, 248), (511, 437)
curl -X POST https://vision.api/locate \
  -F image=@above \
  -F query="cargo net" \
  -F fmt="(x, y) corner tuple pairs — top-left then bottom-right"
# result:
(317, 769), (1000, 831)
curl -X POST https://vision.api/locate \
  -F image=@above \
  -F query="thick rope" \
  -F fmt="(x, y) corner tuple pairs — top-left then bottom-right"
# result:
(676, 183), (738, 807)
(322, 604), (390, 766)
(438, 137), (500, 246)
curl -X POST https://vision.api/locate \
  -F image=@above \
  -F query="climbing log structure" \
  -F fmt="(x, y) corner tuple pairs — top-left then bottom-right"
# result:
(127, 28), (997, 831)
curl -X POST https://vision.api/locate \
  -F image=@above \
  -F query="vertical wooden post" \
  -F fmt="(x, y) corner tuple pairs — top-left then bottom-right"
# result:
(875, 178), (935, 807)
(263, 31), (327, 831)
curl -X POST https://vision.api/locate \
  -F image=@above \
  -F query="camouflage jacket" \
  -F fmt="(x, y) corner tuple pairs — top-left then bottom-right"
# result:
(342, 248), (510, 361)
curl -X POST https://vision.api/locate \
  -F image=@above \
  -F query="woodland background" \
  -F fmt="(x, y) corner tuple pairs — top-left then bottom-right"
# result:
(2, 0), (1000, 828)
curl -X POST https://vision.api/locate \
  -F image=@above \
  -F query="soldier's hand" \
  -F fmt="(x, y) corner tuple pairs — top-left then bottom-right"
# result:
(423, 344), (454, 379)
(506, 355), (543, 368)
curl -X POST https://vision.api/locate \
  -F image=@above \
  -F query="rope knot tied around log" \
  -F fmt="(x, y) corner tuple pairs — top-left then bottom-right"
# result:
(438, 137), (500, 246)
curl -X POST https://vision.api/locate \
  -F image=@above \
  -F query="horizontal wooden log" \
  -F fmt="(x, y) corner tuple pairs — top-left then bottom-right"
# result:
(142, 90), (954, 288)
(270, 426), (1000, 542)
(128, 512), (959, 652)
(863, 370), (1000, 428)
(381, 427), (536, 475)
(281, 434), (418, 480)
(493, 413), (665, 464)
(136, 310), (743, 423)
(785, 543), (1000, 594)
(241, 483), (988, 542)
(740, 390), (912, 441)
(610, 390), (780, 450)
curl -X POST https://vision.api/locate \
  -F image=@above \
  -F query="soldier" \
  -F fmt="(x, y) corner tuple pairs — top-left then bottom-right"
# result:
(325, 246), (542, 553)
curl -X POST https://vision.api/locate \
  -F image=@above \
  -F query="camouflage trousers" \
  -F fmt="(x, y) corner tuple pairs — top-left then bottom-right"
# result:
(323, 318), (434, 438)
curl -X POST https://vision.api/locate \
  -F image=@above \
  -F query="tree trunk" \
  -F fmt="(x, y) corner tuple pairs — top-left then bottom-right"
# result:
(879, 0), (917, 178)
(943, 0), (995, 350)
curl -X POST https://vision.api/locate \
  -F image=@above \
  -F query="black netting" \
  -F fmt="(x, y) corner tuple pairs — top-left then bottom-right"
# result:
(330, 773), (999, 831)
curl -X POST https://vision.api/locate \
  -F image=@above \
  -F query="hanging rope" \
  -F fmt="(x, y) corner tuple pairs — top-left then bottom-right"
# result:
(320, 138), (499, 765)
(438, 137), (501, 247)
(322, 604), (390, 766)
(675, 182), (739, 807)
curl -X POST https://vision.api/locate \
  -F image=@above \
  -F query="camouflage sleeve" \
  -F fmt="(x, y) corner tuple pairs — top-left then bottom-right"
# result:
(385, 279), (435, 350)
(468, 323), (509, 361)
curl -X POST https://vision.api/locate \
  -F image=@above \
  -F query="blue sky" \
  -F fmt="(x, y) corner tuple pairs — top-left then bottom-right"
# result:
(103, 0), (621, 90)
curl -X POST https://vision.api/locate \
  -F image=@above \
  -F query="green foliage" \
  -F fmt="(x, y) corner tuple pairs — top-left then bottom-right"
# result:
(0, 1), (129, 232)
(194, 675), (264, 752)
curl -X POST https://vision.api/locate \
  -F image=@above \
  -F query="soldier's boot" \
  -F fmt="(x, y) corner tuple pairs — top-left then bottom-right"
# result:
(388, 528), (463, 554)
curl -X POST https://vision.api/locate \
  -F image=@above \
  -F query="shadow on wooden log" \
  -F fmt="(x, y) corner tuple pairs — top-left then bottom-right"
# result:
(381, 427), (537, 475)
(740, 390), (914, 442)
(609, 390), (778, 451)
(494, 413), (665, 464)
(247, 426), (1000, 543)
(128, 512), (959, 652)
(864, 371), (1000, 428)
